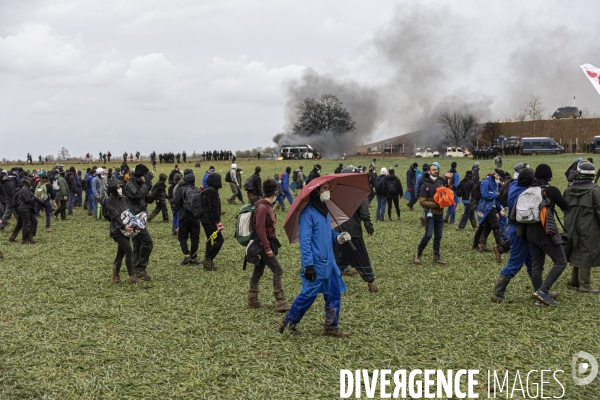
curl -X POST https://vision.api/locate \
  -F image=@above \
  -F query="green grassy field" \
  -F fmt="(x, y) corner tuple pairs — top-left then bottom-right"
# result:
(0, 154), (599, 398)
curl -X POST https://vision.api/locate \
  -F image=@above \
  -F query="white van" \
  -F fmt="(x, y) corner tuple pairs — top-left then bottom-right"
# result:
(445, 147), (465, 157)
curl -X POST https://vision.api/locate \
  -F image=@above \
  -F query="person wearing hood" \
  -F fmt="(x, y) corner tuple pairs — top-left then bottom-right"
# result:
(91, 168), (107, 221)
(226, 163), (239, 204)
(277, 181), (350, 337)
(406, 163), (419, 211)
(527, 164), (569, 306)
(53, 171), (69, 221)
(305, 164), (321, 185)
(199, 172), (223, 271)
(334, 163), (343, 174)
(86, 168), (96, 216)
(383, 168), (402, 221)
(148, 173), (169, 223)
(66, 166), (78, 215)
(245, 166), (263, 206)
(34, 174), (55, 233)
(12, 177), (43, 244)
(563, 161), (600, 293)
(456, 170), (477, 230)
(0, 172), (17, 231)
(202, 166), (215, 188)
(173, 172), (202, 265)
(565, 157), (582, 183)
(472, 162), (480, 183)
(124, 164), (154, 281)
(105, 179), (144, 284)
(168, 173), (182, 236)
(245, 179), (291, 312)
(280, 166), (294, 208)
(293, 166), (305, 195)
(374, 168), (388, 221)
(444, 161), (460, 224)
(475, 173), (509, 263)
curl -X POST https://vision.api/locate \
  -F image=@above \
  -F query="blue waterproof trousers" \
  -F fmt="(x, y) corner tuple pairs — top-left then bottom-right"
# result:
(284, 272), (341, 330)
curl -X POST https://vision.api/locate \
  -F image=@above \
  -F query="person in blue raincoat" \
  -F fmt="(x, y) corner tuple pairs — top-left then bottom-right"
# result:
(475, 173), (508, 263)
(278, 181), (352, 337)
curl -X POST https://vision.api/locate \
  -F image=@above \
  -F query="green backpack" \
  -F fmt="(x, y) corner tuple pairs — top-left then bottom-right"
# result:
(235, 203), (266, 246)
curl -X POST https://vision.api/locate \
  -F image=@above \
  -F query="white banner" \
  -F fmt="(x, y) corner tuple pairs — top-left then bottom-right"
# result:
(581, 63), (600, 96)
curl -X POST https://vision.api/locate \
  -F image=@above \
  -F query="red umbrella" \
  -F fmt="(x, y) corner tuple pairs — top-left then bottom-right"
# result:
(283, 173), (372, 243)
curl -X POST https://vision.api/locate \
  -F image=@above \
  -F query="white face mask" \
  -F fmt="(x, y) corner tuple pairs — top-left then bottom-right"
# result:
(117, 188), (123, 196)
(320, 190), (331, 202)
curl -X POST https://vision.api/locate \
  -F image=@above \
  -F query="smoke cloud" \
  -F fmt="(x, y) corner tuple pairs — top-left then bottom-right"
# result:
(283, 3), (600, 152)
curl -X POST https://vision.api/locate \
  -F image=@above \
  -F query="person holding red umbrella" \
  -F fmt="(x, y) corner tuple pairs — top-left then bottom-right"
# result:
(278, 181), (352, 337)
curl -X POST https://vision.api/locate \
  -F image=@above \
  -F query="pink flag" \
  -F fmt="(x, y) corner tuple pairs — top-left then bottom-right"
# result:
(581, 64), (600, 96)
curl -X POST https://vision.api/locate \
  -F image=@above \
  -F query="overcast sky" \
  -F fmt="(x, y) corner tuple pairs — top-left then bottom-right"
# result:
(1, 0), (599, 160)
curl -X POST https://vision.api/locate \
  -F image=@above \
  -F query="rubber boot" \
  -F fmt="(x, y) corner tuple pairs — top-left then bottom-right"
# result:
(367, 282), (379, 292)
(578, 267), (600, 294)
(491, 274), (511, 303)
(129, 275), (144, 284)
(277, 319), (301, 335)
(433, 253), (447, 265)
(566, 266), (579, 289)
(492, 230), (503, 263)
(273, 289), (291, 312)
(478, 236), (492, 252)
(247, 288), (270, 309)
(111, 262), (121, 283)
(413, 248), (423, 265)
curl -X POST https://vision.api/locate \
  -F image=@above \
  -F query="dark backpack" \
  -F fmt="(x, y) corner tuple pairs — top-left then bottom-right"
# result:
(101, 197), (110, 221)
(243, 176), (255, 192)
(375, 175), (386, 195)
(225, 170), (232, 183)
(385, 178), (398, 195)
(183, 186), (204, 218)
(469, 181), (482, 205)
(292, 170), (299, 181)
(81, 178), (88, 191)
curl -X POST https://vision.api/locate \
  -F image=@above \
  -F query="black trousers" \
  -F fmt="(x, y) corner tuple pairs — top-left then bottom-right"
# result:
(149, 199), (169, 221)
(178, 217), (201, 257)
(113, 235), (134, 276)
(201, 222), (224, 260)
(387, 196), (400, 218)
(18, 209), (37, 241)
(131, 228), (153, 271)
(526, 223), (567, 293)
(249, 249), (283, 291)
(54, 199), (67, 219)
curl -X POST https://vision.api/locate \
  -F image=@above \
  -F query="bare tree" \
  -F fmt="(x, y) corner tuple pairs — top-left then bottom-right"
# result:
(480, 121), (502, 146)
(292, 94), (356, 136)
(58, 147), (70, 161)
(272, 133), (284, 145)
(438, 111), (478, 147)
(520, 95), (545, 136)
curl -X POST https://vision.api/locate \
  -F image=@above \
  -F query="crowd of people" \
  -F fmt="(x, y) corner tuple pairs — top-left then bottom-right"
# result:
(1, 155), (599, 335)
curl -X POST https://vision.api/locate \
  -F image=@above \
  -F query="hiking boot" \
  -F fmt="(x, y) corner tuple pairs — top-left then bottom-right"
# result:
(342, 269), (358, 277)
(433, 253), (447, 265)
(180, 255), (192, 265)
(531, 291), (560, 300)
(566, 266), (579, 289)
(247, 288), (270, 309)
(413, 249), (422, 265)
(491, 274), (511, 303)
(409, 207), (414, 212)
(21, 239), (29, 245)
(202, 258), (218, 271)
(277, 320), (301, 335)
(27, 237), (37, 244)
(46, 228), (52, 233)
(456, 227), (464, 231)
(274, 289), (291, 312)
(129, 275), (144, 285)
(493, 245), (502, 263)
(478, 243), (492, 253)
(135, 269), (152, 281)
(110, 272), (121, 283)
(189, 259), (201, 265)
(367, 282), (378, 292)
(87, 211), (93, 216)
(8, 234), (16, 243)
(578, 267), (600, 294)
(533, 289), (558, 306)
(322, 328), (349, 338)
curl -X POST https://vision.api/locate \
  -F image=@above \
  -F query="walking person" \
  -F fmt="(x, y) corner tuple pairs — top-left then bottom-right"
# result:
(280, 167), (294, 208)
(527, 164), (569, 306)
(563, 161), (600, 294)
(148, 173), (169, 223)
(455, 170), (477, 230)
(76, 170), (83, 207)
(406, 163), (419, 211)
(245, 179), (291, 312)
(277, 181), (351, 337)
(413, 163), (448, 265)
(384, 168), (402, 221)
(294, 166), (305, 195)
(374, 168), (387, 221)
(173, 172), (201, 265)
(34, 174), (54, 233)
(66, 167), (77, 215)
(168, 173), (182, 236)
(105, 179), (144, 284)
(226, 163), (240, 204)
(0, 171), (17, 231)
(52, 171), (69, 221)
(124, 164), (154, 280)
(444, 162), (460, 224)
(86, 169), (96, 216)
(305, 164), (321, 185)
(16, 177), (40, 244)
(92, 168), (107, 221)
(475, 173), (509, 263)
(200, 172), (224, 271)
(245, 166), (263, 206)
(235, 168), (244, 203)
(334, 199), (378, 292)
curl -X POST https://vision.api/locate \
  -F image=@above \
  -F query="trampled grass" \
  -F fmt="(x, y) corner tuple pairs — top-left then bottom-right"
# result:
(0, 154), (599, 398)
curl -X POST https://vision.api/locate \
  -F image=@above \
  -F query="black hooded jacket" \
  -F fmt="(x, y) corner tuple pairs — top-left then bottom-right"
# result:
(18, 181), (38, 210)
(124, 177), (151, 215)
(151, 173), (168, 201)
(173, 174), (197, 220)
(201, 173), (222, 224)
(106, 180), (132, 238)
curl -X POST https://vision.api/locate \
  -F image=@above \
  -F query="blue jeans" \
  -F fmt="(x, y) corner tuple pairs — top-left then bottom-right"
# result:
(284, 272), (341, 329)
(35, 199), (52, 228)
(68, 193), (76, 214)
(500, 234), (533, 279)
(407, 187), (418, 208)
(87, 193), (95, 215)
(376, 196), (387, 220)
(76, 187), (83, 206)
(458, 201), (475, 229)
(172, 209), (179, 234)
(276, 194), (286, 210)
(418, 213), (444, 254)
